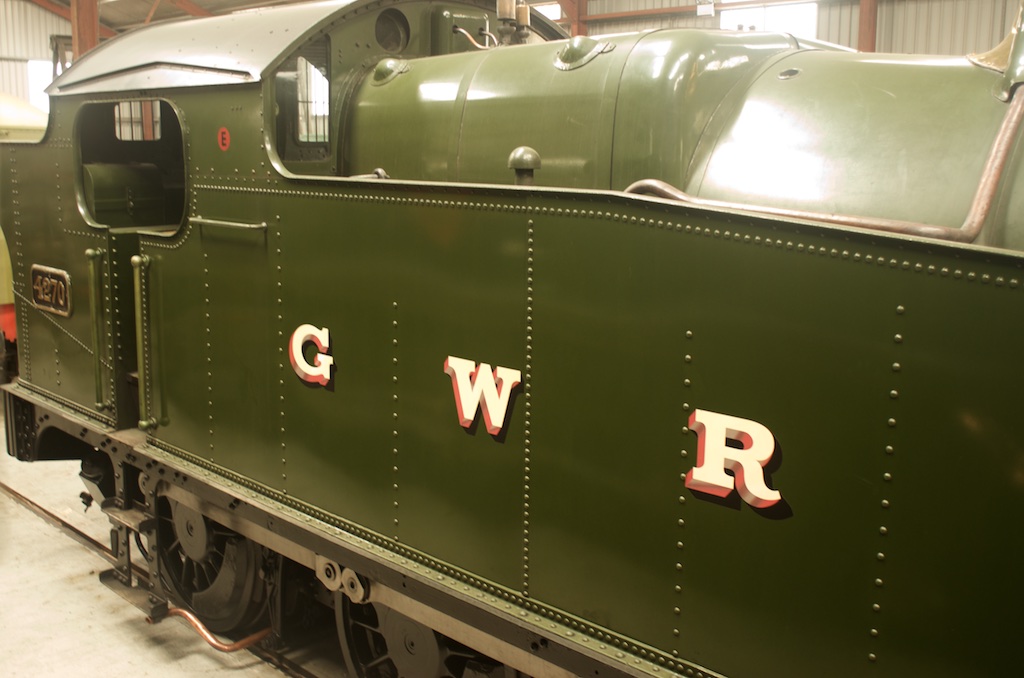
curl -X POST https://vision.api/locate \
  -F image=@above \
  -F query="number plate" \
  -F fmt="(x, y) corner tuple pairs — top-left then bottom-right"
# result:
(31, 265), (72, 317)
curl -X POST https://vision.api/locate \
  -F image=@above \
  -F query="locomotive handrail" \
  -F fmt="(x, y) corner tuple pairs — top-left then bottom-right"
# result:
(193, 217), (268, 232)
(85, 248), (107, 411)
(131, 255), (157, 431)
(625, 86), (1024, 245)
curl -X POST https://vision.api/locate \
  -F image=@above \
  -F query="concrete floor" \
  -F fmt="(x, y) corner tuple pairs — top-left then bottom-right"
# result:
(0, 426), (285, 676)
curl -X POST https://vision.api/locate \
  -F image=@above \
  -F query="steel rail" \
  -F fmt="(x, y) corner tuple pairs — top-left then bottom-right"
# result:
(0, 479), (316, 678)
(0, 479), (119, 567)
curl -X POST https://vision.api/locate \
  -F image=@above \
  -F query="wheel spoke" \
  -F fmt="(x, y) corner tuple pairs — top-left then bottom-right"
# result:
(200, 561), (217, 588)
(351, 617), (382, 632)
(156, 495), (266, 634)
(363, 654), (392, 670)
(337, 600), (489, 678)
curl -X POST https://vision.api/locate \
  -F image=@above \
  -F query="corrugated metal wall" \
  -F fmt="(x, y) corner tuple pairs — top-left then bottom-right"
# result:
(586, 0), (1018, 55)
(817, 1), (860, 48)
(590, 15), (718, 36)
(819, 0), (1018, 53)
(879, 0), (1016, 54)
(1, 0), (70, 99)
(588, 0), (717, 36)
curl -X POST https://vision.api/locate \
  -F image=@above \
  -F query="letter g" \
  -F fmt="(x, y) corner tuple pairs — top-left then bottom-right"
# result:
(289, 324), (333, 387)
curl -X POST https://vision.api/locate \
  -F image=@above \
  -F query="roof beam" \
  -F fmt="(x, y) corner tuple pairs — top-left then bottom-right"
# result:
(27, 0), (116, 38)
(858, 0), (878, 52)
(71, 0), (99, 56)
(557, 0), (588, 36)
(167, 0), (214, 17)
(145, 0), (163, 24)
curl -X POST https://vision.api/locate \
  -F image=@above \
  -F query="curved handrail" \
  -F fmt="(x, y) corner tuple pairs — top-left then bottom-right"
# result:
(626, 86), (1024, 245)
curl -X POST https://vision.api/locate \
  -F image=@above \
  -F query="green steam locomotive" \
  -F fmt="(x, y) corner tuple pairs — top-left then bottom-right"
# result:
(3, 0), (1024, 675)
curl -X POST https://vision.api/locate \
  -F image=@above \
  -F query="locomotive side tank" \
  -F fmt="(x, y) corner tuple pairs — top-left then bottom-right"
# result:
(346, 30), (1010, 240)
(3, 1), (1024, 676)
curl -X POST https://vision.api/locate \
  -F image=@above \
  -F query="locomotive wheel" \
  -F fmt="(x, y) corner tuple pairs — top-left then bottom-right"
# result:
(157, 495), (267, 634)
(337, 596), (490, 678)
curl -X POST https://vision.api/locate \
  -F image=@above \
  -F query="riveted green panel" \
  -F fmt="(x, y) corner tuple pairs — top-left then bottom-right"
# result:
(347, 33), (635, 187)
(525, 197), (1024, 677)
(269, 191), (529, 586)
(0, 101), (135, 426)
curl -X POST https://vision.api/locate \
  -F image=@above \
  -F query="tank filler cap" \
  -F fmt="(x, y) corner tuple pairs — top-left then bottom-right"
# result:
(371, 58), (410, 86)
(554, 36), (615, 71)
(508, 146), (541, 185)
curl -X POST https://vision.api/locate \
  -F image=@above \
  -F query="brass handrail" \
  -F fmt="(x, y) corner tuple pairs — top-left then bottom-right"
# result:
(626, 86), (1024, 245)
(85, 248), (107, 411)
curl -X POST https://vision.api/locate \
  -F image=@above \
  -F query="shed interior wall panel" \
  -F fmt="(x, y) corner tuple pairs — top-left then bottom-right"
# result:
(1, 0), (71, 61)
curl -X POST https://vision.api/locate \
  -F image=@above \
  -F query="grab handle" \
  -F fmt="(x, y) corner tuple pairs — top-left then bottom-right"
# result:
(86, 248), (107, 411)
(131, 254), (156, 430)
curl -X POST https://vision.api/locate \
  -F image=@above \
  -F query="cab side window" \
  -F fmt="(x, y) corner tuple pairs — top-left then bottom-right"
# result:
(77, 100), (184, 230)
(275, 36), (332, 173)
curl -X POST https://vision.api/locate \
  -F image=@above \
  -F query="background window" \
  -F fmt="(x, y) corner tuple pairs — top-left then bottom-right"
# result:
(114, 100), (161, 141)
(532, 2), (562, 21)
(720, 2), (818, 40)
(297, 56), (329, 143)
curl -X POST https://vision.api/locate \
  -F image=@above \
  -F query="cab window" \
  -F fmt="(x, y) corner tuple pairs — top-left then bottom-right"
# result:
(274, 36), (332, 172)
(77, 99), (184, 230)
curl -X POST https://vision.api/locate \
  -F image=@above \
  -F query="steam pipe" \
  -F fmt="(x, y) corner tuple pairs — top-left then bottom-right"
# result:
(626, 86), (1024, 244)
(452, 26), (490, 50)
(156, 608), (272, 653)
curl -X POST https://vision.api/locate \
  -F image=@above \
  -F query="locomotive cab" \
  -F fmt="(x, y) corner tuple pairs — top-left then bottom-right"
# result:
(268, 1), (564, 177)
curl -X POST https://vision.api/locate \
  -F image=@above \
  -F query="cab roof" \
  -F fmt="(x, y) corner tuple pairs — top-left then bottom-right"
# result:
(48, 0), (354, 96)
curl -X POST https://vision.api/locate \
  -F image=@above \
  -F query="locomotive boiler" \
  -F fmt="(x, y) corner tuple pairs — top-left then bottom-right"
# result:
(3, 0), (1024, 676)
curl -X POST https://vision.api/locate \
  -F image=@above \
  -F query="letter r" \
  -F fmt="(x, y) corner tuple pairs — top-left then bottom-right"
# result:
(684, 409), (781, 508)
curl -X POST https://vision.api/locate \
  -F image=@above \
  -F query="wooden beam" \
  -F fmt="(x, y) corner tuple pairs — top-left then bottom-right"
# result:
(558, 0), (588, 36)
(71, 0), (100, 57)
(858, 0), (878, 52)
(145, 0), (164, 24)
(27, 0), (116, 38)
(167, 0), (214, 17)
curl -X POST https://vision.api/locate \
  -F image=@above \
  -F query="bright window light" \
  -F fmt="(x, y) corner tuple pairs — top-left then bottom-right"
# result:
(297, 56), (329, 143)
(27, 60), (52, 113)
(533, 2), (562, 21)
(720, 2), (818, 40)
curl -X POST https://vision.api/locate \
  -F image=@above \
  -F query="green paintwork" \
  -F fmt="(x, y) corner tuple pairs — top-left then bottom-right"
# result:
(4, 0), (1024, 676)
(0, 94), (46, 348)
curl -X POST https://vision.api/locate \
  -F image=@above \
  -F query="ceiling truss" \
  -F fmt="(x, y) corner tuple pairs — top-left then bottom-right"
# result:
(27, 0), (882, 54)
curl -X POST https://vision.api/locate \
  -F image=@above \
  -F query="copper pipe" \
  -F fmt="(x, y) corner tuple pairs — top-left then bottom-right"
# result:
(452, 26), (490, 50)
(157, 608), (272, 653)
(625, 87), (1024, 245)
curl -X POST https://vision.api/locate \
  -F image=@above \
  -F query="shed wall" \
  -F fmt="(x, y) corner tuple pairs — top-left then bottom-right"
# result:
(819, 0), (1018, 53)
(1, 0), (70, 100)
(586, 0), (1019, 55)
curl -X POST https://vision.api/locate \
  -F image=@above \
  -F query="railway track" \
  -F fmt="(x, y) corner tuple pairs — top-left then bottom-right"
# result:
(0, 474), (344, 678)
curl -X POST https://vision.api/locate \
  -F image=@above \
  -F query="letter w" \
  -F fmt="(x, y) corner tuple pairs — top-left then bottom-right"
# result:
(444, 356), (522, 435)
